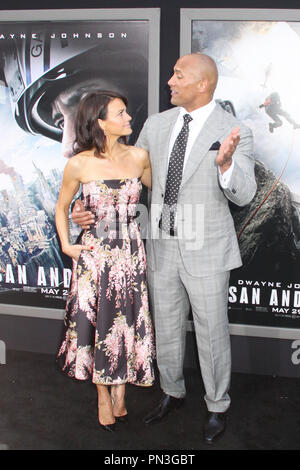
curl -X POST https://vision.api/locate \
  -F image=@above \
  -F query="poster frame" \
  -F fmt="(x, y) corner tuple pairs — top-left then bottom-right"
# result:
(0, 8), (160, 321)
(181, 8), (300, 340)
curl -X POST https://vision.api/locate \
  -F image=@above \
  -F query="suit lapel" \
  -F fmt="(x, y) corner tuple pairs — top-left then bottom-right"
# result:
(181, 105), (225, 188)
(157, 109), (180, 190)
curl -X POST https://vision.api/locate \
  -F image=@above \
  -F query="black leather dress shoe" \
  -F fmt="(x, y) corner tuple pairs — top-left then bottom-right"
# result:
(144, 393), (185, 424)
(203, 412), (227, 444)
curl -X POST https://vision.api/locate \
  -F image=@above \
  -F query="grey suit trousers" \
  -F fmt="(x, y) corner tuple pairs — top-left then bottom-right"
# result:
(147, 234), (231, 413)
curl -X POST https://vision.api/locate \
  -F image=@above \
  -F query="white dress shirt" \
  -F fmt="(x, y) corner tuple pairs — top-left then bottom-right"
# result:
(168, 100), (234, 187)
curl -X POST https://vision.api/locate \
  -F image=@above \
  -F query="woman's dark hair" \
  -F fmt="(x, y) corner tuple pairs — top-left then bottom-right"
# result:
(73, 90), (128, 157)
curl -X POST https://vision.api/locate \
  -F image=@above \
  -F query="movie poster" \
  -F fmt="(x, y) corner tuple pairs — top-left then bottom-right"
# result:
(192, 19), (300, 328)
(0, 19), (149, 309)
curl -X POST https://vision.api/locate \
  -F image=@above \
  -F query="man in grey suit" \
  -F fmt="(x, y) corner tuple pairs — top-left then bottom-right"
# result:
(136, 52), (256, 443)
(72, 53), (257, 444)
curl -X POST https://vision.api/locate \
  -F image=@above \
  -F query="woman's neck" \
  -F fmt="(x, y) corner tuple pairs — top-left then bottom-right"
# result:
(103, 136), (123, 160)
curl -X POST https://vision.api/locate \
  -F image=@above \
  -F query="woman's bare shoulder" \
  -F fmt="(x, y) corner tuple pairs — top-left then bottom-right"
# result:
(67, 151), (94, 166)
(64, 153), (92, 180)
(129, 145), (148, 160)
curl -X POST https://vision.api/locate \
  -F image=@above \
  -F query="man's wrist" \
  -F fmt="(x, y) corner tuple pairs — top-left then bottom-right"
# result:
(218, 161), (232, 174)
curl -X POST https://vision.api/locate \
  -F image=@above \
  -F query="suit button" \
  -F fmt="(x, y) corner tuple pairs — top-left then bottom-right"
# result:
(232, 188), (236, 194)
(161, 193), (164, 198)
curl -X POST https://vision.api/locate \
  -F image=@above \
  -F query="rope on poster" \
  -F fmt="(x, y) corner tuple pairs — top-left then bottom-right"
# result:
(237, 128), (296, 239)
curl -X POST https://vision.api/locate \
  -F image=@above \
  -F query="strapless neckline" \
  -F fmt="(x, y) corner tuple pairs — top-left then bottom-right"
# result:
(82, 177), (141, 185)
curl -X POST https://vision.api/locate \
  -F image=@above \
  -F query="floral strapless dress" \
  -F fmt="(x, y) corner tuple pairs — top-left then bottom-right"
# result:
(57, 178), (155, 386)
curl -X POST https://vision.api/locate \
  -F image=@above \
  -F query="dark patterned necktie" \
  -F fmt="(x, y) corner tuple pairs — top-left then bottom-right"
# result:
(160, 113), (193, 234)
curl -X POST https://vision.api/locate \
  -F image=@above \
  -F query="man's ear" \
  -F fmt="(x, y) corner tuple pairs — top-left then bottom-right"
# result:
(197, 78), (209, 93)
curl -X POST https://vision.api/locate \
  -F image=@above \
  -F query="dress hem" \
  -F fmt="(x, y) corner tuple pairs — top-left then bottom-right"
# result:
(58, 364), (155, 387)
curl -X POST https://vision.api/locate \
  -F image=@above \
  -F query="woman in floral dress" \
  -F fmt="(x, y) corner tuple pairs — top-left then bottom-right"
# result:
(55, 90), (155, 431)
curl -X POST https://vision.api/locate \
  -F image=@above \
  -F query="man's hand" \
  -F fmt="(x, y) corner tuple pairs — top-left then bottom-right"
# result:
(71, 199), (95, 230)
(216, 127), (240, 174)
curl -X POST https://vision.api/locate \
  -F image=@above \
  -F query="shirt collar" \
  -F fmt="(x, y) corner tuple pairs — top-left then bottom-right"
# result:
(179, 99), (216, 122)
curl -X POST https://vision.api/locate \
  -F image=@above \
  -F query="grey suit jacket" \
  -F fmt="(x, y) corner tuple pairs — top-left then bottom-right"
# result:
(136, 102), (257, 277)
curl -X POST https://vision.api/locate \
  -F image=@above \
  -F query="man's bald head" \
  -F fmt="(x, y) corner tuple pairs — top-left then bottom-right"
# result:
(181, 53), (218, 94)
(168, 53), (219, 111)
(192, 53), (218, 92)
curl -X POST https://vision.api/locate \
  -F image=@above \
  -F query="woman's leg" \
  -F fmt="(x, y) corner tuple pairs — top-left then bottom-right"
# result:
(111, 384), (127, 417)
(96, 384), (115, 425)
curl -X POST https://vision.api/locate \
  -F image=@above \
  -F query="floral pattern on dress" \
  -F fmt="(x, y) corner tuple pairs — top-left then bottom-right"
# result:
(57, 178), (155, 386)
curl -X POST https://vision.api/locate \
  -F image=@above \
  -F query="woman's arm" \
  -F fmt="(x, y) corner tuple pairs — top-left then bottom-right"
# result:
(55, 158), (92, 260)
(139, 148), (152, 190)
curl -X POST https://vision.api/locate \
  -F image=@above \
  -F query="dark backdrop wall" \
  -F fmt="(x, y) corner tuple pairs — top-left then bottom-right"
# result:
(1, 0), (300, 378)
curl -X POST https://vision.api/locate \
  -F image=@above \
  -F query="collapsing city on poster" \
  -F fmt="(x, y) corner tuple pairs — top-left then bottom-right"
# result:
(0, 19), (149, 309)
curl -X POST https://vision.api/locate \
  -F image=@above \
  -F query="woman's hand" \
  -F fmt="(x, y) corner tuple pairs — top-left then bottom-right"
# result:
(63, 243), (94, 262)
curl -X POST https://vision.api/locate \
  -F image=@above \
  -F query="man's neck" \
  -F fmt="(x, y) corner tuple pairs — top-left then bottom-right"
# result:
(182, 99), (215, 114)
